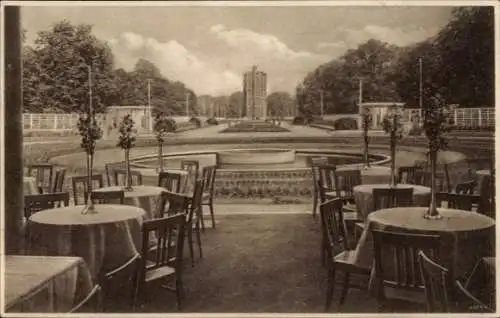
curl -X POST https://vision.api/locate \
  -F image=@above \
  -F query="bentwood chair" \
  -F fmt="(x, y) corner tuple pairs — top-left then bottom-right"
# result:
(181, 160), (199, 193)
(113, 169), (143, 187)
(72, 175), (104, 205)
(90, 190), (125, 205)
(24, 192), (70, 219)
(100, 254), (140, 312)
(51, 168), (67, 193)
(186, 180), (204, 266)
(27, 163), (54, 194)
(332, 169), (363, 241)
(137, 214), (186, 310)
(158, 171), (183, 193)
(372, 188), (414, 211)
(418, 251), (451, 313)
(321, 198), (371, 311)
(311, 157), (329, 218)
(436, 192), (481, 212)
(318, 164), (337, 200)
(372, 230), (441, 312)
(201, 165), (217, 229)
(69, 285), (102, 313)
(397, 166), (419, 184)
(154, 190), (190, 219)
(455, 280), (493, 313)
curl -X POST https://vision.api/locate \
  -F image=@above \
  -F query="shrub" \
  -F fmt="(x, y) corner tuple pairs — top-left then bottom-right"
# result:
(206, 117), (219, 125)
(189, 117), (201, 128)
(165, 118), (177, 132)
(408, 126), (424, 136)
(333, 118), (358, 130)
(292, 116), (306, 125)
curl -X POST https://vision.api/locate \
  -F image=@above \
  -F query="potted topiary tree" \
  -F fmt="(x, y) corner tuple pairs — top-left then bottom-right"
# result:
(77, 110), (103, 214)
(117, 114), (137, 191)
(362, 107), (373, 169)
(381, 107), (404, 187)
(422, 95), (454, 219)
(153, 112), (173, 173)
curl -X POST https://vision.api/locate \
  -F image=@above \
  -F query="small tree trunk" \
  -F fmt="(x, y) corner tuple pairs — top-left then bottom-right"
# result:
(390, 133), (397, 186)
(82, 152), (96, 214)
(424, 150), (441, 219)
(125, 149), (132, 190)
(363, 130), (370, 168)
(158, 142), (164, 172)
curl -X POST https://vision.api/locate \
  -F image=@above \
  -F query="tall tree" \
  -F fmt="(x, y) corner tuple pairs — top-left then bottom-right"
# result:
(267, 92), (294, 118)
(26, 20), (116, 113)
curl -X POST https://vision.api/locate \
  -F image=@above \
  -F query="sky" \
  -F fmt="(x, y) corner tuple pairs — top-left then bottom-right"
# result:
(20, 3), (455, 96)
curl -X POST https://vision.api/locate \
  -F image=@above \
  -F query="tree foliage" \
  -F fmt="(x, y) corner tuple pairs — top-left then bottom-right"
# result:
(267, 92), (294, 118)
(117, 114), (136, 150)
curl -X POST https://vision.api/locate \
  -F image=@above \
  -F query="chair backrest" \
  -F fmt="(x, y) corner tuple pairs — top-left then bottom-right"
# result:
(455, 180), (477, 194)
(181, 160), (199, 179)
(398, 166), (419, 184)
(436, 192), (481, 212)
(418, 250), (450, 313)
(201, 165), (217, 195)
(187, 180), (204, 225)
(320, 198), (350, 255)
(72, 175), (104, 205)
(415, 170), (447, 192)
(478, 174), (495, 217)
(155, 190), (190, 218)
(139, 214), (186, 283)
(27, 164), (54, 191)
(51, 168), (67, 193)
(90, 190), (125, 205)
(455, 280), (493, 313)
(372, 187), (414, 211)
(318, 164), (337, 197)
(100, 254), (140, 310)
(69, 284), (102, 313)
(24, 192), (70, 219)
(158, 171), (182, 192)
(372, 230), (441, 294)
(113, 169), (143, 187)
(334, 169), (362, 199)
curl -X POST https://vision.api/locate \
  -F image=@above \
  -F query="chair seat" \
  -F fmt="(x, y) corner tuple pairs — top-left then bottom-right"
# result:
(333, 250), (371, 273)
(145, 261), (175, 282)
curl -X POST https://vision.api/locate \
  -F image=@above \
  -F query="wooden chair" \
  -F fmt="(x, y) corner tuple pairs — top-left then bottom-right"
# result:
(69, 284), (102, 313)
(154, 190), (190, 219)
(100, 254), (140, 312)
(181, 160), (199, 193)
(333, 169), (363, 242)
(455, 280), (493, 313)
(372, 187), (414, 211)
(104, 163), (114, 186)
(27, 163), (54, 194)
(436, 192), (481, 212)
(398, 166), (419, 184)
(321, 198), (371, 311)
(24, 192), (70, 219)
(158, 171), (182, 193)
(113, 169), (143, 187)
(414, 170), (448, 192)
(311, 157), (329, 218)
(418, 251), (451, 313)
(478, 175), (495, 218)
(317, 164), (337, 201)
(371, 230), (441, 311)
(137, 214), (186, 310)
(454, 180), (477, 194)
(90, 190), (125, 205)
(51, 168), (66, 193)
(185, 180), (204, 266)
(72, 175), (104, 205)
(201, 165), (217, 229)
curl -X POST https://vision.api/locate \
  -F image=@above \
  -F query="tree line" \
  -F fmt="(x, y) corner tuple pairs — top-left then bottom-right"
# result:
(296, 7), (494, 117)
(22, 20), (198, 115)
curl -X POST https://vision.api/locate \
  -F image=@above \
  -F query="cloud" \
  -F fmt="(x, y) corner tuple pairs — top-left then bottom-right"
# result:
(317, 25), (438, 53)
(107, 32), (241, 95)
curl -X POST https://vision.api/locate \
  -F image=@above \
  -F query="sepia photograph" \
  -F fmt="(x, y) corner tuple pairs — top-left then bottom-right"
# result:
(2, 1), (497, 316)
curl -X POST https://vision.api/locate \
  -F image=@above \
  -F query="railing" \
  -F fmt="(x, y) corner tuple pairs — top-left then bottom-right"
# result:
(404, 107), (495, 129)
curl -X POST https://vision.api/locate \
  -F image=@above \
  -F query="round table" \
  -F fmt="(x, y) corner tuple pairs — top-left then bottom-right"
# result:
(23, 177), (38, 195)
(336, 166), (392, 185)
(354, 207), (495, 280)
(28, 204), (145, 281)
(353, 183), (431, 221)
(94, 185), (165, 219)
(133, 168), (189, 192)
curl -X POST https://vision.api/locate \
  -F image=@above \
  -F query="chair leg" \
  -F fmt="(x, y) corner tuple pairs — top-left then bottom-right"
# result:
(325, 267), (336, 311)
(187, 227), (195, 267)
(198, 207), (205, 233)
(209, 201), (215, 229)
(175, 277), (184, 311)
(195, 221), (203, 259)
(312, 192), (318, 218)
(338, 272), (350, 307)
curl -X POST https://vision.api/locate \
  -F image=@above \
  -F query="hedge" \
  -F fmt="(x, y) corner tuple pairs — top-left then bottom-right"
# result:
(333, 117), (358, 130)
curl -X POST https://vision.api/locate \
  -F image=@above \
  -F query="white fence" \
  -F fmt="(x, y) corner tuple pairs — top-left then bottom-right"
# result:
(404, 107), (495, 128)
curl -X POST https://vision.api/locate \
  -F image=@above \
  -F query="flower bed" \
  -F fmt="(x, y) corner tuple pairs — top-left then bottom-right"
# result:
(220, 121), (290, 133)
